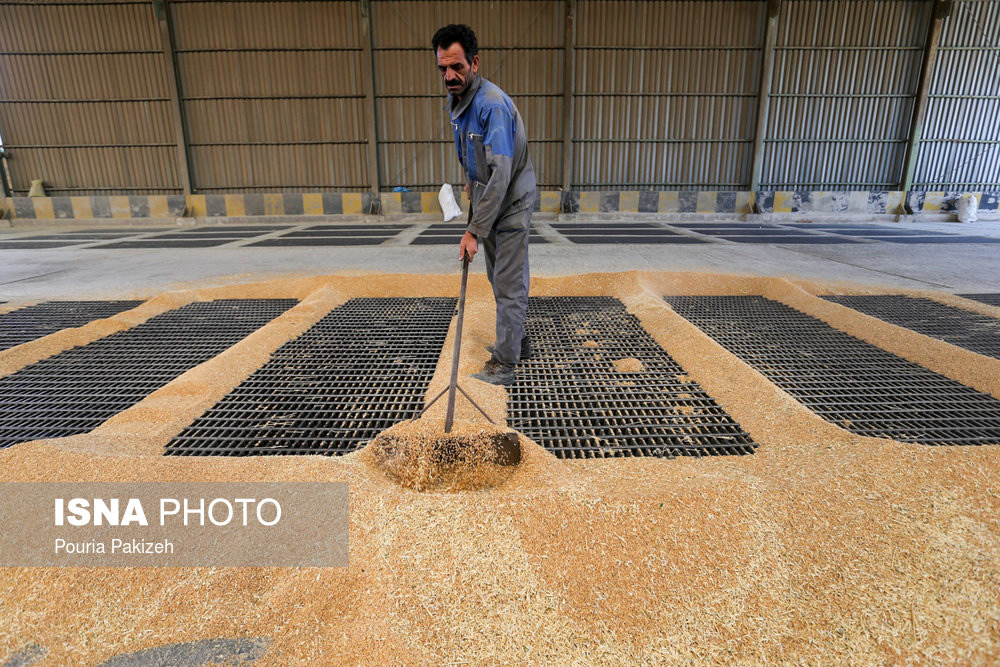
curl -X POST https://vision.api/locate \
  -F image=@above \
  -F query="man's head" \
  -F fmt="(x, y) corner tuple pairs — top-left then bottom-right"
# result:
(432, 24), (479, 98)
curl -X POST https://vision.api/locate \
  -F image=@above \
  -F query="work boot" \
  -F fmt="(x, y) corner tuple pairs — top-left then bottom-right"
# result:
(471, 360), (516, 386)
(485, 335), (532, 361)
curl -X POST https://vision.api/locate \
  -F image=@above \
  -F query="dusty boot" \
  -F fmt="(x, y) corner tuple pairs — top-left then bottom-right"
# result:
(471, 359), (515, 386)
(485, 335), (532, 361)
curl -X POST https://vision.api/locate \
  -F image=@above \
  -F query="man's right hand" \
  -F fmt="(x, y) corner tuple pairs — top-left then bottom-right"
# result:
(459, 230), (478, 262)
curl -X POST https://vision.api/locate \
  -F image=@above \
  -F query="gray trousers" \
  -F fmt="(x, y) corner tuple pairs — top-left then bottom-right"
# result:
(480, 206), (531, 366)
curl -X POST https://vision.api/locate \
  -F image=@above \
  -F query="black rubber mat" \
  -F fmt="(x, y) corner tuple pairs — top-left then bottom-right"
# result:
(566, 236), (710, 244)
(665, 295), (1000, 446)
(958, 293), (1000, 308)
(0, 299), (297, 448)
(0, 241), (78, 249)
(720, 236), (862, 244)
(508, 297), (755, 458)
(280, 229), (402, 237)
(245, 237), (392, 247)
(551, 224), (709, 244)
(688, 228), (809, 236)
(878, 236), (1000, 244)
(411, 232), (549, 244)
(298, 225), (409, 231)
(149, 232), (273, 239)
(822, 294), (1000, 360)
(0, 300), (143, 352)
(823, 229), (951, 237)
(165, 297), (456, 456)
(97, 239), (234, 248)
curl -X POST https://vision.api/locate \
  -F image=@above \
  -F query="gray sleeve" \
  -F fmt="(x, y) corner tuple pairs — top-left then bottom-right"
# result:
(468, 148), (513, 238)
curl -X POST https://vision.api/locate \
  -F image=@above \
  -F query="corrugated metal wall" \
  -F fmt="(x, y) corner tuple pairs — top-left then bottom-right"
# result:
(371, 1), (563, 190)
(761, 0), (931, 189)
(0, 0), (178, 195)
(574, 1), (765, 189)
(170, 0), (367, 192)
(0, 0), (998, 195)
(916, 0), (1000, 189)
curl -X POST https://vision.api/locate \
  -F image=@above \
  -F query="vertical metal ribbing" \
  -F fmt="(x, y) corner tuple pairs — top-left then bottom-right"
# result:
(561, 0), (577, 192)
(902, 0), (953, 193)
(359, 0), (382, 201)
(751, 0), (781, 193)
(153, 0), (193, 194)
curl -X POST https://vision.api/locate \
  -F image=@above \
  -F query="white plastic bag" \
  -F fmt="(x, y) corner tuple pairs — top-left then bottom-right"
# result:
(956, 193), (978, 223)
(438, 183), (462, 222)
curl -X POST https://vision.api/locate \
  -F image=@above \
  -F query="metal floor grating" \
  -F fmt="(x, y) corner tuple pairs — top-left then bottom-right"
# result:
(0, 299), (298, 448)
(0, 300), (144, 351)
(958, 293), (1000, 308)
(507, 297), (755, 458)
(165, 297), (456, 456)
(822, 294), (1000, 360)
(665, 295), (1000, 446)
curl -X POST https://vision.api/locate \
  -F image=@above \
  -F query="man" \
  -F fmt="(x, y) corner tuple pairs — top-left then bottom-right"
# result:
(432, 24), (536, 386)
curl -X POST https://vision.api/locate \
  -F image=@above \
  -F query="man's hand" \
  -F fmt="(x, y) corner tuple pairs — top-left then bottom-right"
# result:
(459, 230), (478, 262)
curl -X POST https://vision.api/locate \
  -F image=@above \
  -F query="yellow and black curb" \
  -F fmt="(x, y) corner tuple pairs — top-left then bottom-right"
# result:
(2, 190), (997, 221)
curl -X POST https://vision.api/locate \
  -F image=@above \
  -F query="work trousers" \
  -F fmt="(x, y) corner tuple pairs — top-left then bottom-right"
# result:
(480, 206), (531, 367)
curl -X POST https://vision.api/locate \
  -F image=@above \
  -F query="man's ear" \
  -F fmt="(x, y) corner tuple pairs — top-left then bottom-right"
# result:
(471, 54), (480, 74)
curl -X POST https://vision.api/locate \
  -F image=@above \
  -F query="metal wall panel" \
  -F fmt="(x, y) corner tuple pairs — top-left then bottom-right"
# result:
(169, 1), (367, 192)
(0, 0), (177, 194)
(1, 0), (998, 196)
(574, 1), (765, 190)
(760, 0), (932, 189)
(372, 0), (564, 190)
(915, 0), (1000, 189)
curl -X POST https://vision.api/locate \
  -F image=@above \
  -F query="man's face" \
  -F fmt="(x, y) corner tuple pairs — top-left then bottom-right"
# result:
(436, 43), (479, 98)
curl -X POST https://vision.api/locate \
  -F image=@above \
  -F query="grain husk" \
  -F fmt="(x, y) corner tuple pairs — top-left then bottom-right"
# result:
(0, 269), (998, 665)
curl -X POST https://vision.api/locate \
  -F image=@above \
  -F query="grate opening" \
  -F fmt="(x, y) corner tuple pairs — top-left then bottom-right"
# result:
(958, 293), (1000, 308)
(0, 299), (297, 448)
(508, 297), (755, 458)
(823, 294), (1000, 360)
(0, 300), (144, 352)
(165, 297), (456, 456)
(665, 295), (1000, 446)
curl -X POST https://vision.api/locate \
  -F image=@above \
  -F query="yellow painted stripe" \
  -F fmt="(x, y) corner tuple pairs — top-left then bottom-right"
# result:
(224, 194), (246, 217)
(110, 196), (131, 219)
(147, 196), (169, 218)
(263, 194), (283, 216)
(32, 198), (55, 219)
(579, 191), (601, 213)
(773, 191), (794, 213)
(70, 196), (93, 219)
(187, 195), (207, 217)
(619, 191), (639, 213)
(539, 191), (560, 213)
(736, 191), (752, 213)
(381, 193), (402, 215)
(658, 191), (679, 212)
(421, 191), (438, 213)
(885, 191), (905, 212)
(302, 193), (323, 215)
(696, 191), (717, 214)
(342, 193), (362, 214)
(921, 191), (945, 211)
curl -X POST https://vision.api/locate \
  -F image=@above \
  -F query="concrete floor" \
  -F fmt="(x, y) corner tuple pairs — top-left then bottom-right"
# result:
(2, 216), (1000, 303)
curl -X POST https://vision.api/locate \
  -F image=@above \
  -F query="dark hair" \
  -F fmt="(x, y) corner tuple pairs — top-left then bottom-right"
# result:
(432, 24), (478, 64)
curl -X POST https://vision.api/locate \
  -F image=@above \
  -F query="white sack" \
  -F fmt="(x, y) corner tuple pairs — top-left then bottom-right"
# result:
(438, 183), (463, 222)
(957, 193), (978, 223)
